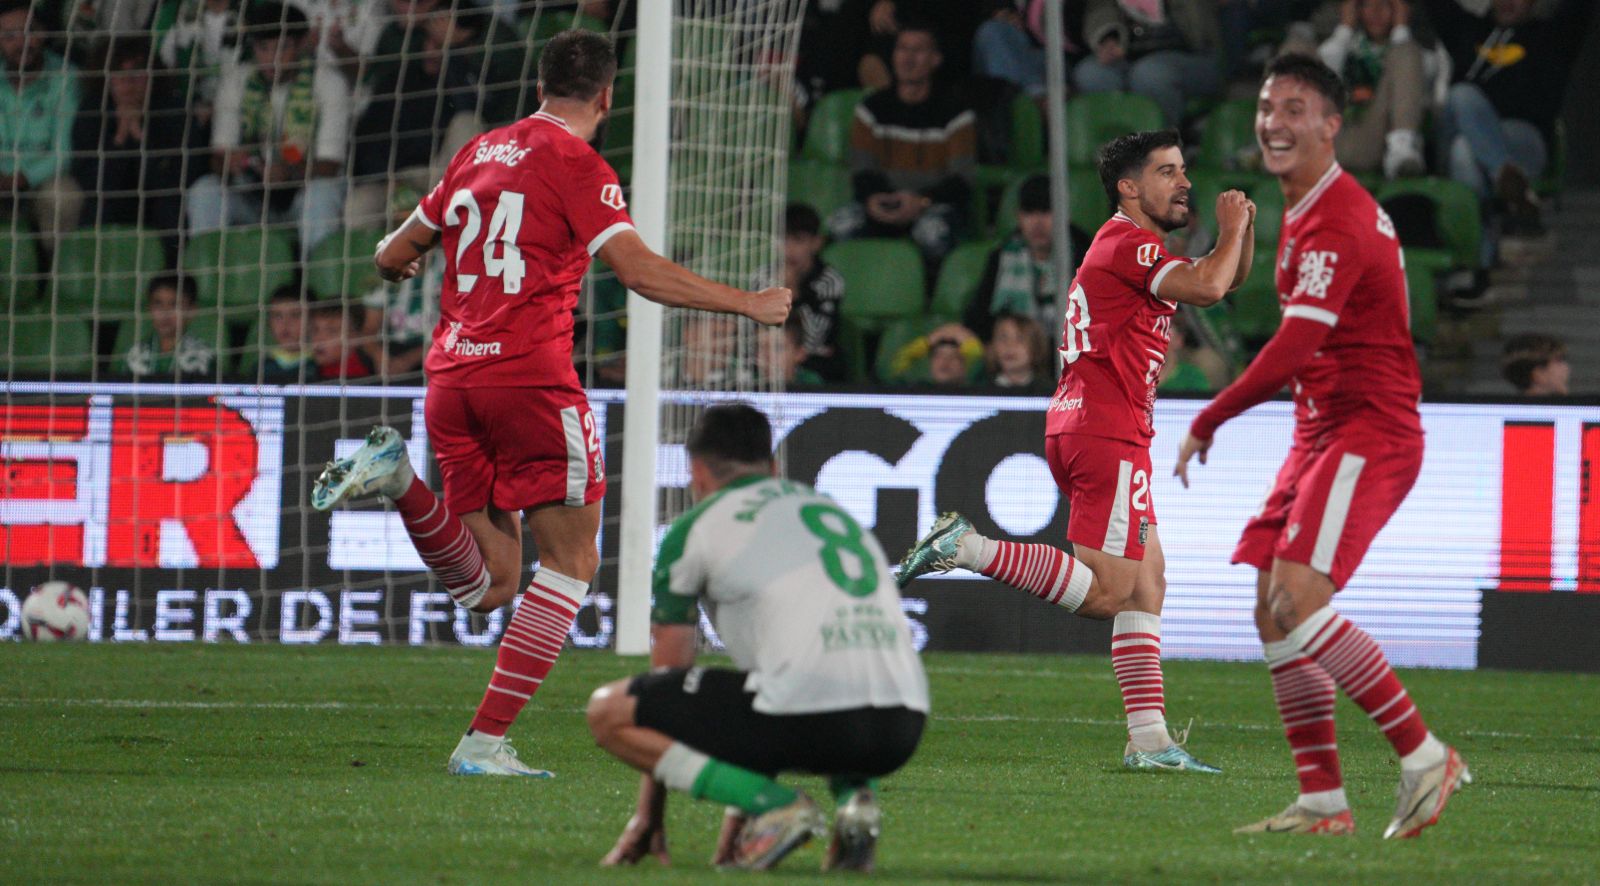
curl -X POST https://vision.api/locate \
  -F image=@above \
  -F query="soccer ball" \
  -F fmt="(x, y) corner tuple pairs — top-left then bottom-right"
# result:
(21, 582), (90, 642)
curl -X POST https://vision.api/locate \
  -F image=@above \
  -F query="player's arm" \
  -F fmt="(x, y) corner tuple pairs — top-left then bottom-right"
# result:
(600, 230), (792, 326)
(1150, 190), (1253, 306)
(374, 208), (441, 282)
(1231, 202), (1257, 292)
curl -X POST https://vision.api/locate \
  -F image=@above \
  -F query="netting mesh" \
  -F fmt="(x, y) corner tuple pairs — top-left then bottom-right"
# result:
(1, 0), (805, 645)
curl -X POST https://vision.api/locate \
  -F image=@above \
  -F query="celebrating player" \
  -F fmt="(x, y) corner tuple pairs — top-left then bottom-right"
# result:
(898, 131), (1253, 772)
(1174, 55), (1469, 838)
(586, 404), (928, 872)
(309, 32), (791, 777)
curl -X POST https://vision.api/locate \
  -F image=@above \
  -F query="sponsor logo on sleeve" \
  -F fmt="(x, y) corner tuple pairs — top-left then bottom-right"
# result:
(1136, 243), (1162, 267)
(600, 184), (626, 210)
(1293, 250), (1338, 299)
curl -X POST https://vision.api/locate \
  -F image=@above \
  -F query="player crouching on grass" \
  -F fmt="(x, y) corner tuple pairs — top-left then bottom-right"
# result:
(899, 131), (1254, 774)
(586, 404), (929, 872)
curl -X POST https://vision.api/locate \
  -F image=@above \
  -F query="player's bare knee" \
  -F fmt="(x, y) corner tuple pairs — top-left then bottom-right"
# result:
(585, 681), (632, 744)
(1267, 583), (1302, 634)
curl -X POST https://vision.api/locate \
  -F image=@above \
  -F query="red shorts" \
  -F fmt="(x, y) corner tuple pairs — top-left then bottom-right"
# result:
(1046, 433), (1157, 561)
(1233, 434), (1422, 588)
(424, 384), (605, 514)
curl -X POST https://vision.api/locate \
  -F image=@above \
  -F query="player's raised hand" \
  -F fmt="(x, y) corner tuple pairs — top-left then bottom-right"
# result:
(1215, 190), (1250, 238)
(745, 286), (793, 326)
(1174, 432), (1213, 489)
(600, 813), (670, 867)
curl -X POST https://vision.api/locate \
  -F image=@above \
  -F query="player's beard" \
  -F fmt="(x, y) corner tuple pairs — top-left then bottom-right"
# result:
(1145, 194), (1189, 233)
(589, 115), (610, 153)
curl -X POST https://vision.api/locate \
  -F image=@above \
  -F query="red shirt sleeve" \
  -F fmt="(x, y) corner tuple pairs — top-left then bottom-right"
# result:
(559, 149), (635, 256)
(1278, 227), (1361, 330)
(1189, 316), (1332, 440)
(1112, 226), (1189, 301)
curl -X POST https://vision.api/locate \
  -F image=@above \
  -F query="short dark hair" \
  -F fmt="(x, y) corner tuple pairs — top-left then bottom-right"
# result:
(786, 202), (821, 238)
(894, 14), (940, 50)
(1018, 174), (1050, 214)
(1096, 130), (1183, 210)
(1502, 333), (1566, 391)
(538, 30), (617, 101)
(686, 403), (774, 476)
(268, 284), (303, 304)
(1264, 52), (1347, 115)
(310, 300), (362, 327)
(148, 272), (198, 306)
(244, 1), (310, 44)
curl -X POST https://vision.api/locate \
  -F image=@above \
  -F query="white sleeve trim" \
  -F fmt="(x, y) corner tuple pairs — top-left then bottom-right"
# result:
(414, 205), (441, 231)
(1148, 259), (1180, 298)
(587, 221), (635, 256)
(1284, 304), (1339, 327)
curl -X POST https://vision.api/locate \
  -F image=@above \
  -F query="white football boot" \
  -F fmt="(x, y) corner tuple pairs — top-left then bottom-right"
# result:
(446, 732), (553, 778)
(311, 425), (412, 511)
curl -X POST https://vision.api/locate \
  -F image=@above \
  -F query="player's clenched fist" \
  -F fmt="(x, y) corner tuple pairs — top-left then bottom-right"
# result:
(745, 286), (793, 326)
(1214, 190), (1252, 237)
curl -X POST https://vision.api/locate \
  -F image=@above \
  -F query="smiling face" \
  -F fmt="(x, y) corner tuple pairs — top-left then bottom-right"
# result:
(1256, 73), (1341, 180)
(1124, 145), (1192, 233)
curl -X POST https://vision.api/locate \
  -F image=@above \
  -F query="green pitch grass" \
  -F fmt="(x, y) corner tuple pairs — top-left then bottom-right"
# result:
(2, 645), (1596, 884)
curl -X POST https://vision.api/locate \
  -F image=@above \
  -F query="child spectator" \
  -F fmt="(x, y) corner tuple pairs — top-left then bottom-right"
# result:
(309, 301), (375, 382)
(123, 272), (216, 379)
(887, 322), (983, 385)
(358, 193), (440, 379)
(259, 285), (312, 384)
(759, 315), (827, 387)
(985, 312), (1053, 393)
(783, 203), (848, 382)
(1502, 333), (1569, 396)
(1158, 315), (1216, 394)
(927, 333), (976, 388)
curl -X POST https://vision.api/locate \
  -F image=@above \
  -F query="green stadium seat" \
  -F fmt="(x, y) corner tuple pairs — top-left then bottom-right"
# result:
(181, 229), (297, 311)
(1187, 169), (1284, 247)
(0, 225), (42, 309)
(306, 229), (386, 300)
(1007, 94), (1045, 171)
(931, 239), (998, 319)
(1226, 252), (1281, 344)
(51, 227), (168, 321)
(1403, 248), (1451, 345)
(1066, 93), (1163, 166)
(528, 10), (608, 42)
(835, 316), (870, 382)
(1377, 177), (1482, 270)
(823, 238), (926, 332)
(2, 314), (93, 376)
(993, 166), (1106, 241)
(1197, 99), (1260, 171)
(787, 159), (854, 226)
(802, 89), (865, 165)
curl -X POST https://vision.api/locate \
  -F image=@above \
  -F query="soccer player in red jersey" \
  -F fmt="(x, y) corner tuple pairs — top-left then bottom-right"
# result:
(900, 130), (1254, 772)
(310, 32), (791, 776)
(1174, 55), (1469, 838)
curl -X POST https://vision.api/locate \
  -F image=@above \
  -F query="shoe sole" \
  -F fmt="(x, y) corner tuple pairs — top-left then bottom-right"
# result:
(448, 760), (555, 778)
(895, 514), (966, 588)
(1388, 753), (1470, 839)
(312, 434), (404, 512)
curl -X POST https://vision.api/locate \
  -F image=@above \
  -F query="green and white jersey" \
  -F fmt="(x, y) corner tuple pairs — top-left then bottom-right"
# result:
(653, 475), (930, 716)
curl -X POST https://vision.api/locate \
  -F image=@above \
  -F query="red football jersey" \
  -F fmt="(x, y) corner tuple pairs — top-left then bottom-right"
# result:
(416, 111), (635, 388)
(1046, 211), (1188, 444)
(1275, 163), (1422, 447)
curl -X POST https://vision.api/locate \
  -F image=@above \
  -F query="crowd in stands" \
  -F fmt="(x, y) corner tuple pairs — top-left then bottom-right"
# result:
(0, 0), (1590, 392)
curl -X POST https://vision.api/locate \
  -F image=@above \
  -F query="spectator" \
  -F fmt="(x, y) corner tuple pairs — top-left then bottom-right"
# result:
(674, 315), (741, 388)
(782, 203), (848, 382)
(321, 0), (441, 95)
(259, 285), (312, 384)
(965, 174), (1060, 342)
(157, 0), (245, 123)
(1501, 332), (1568, 396)
(359, 214), (440, 380)
(985, 312), (1053, 393)
(973, 1), (1049, 99)
(186, 1), (349, 253)
(1074, 0), (1222, 127)
(1318, 0), (1427, 179)
(887, 322), (982, 385)
(927, 332), (976, 388)
(1428, 0), (1593, 234)
(831, 17), (976, 263)
(123, 272), (217, 379)
(346, 5), (523, 230)
(759, 316), (827, 387)
(73, 36), (194, 234)
(1157, 315), (1217, 393)
(0, 0), (83, 252)
(309, 301), (375, 382)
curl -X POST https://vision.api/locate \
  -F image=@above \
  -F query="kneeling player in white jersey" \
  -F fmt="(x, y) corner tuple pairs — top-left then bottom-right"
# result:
(587, 404), (929, 873)
(899, 132), (1253, 772)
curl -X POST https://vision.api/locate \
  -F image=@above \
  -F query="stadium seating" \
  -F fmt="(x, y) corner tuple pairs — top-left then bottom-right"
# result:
(1377, 177), (1482, 271)
(802, 89), (866, 165)
(1227, 252), (1282, 344)
(824, 239), (925, 329)
(1066, 93), (1164, 166)
(931, 238), (998, 319)
(306, 229), (386, 301)
(2, 314), (94, 376)
(787, 159), (855, 226)
(51, 227), (168, 322)
(0, 226), (42, 308)
(1197, 99), (1261, 171)
(993, 166), (1105, 239)
(181, 229), (298, 313)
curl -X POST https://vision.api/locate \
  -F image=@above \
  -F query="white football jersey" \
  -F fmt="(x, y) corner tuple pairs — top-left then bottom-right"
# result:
(652, 475), (930, 716)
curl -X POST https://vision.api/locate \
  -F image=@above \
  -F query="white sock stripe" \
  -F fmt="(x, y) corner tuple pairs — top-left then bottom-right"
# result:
(1316, 631), (1371, 675)
(1282, 714), (1336, 728)
(493, 666), (540, 682)
(1377, 704), (1418, 732)
(1110, 639), (1161, 651)
(486, 684), (533, 700)
(1112, 610), (1161, 636)
(1366, 688), (1409, 719)
(1293, 743), (1339, 753)
(1262, 638), (1301, 667)
(1345, 658), (1397, 699)
(1288, 607), (1342, 655)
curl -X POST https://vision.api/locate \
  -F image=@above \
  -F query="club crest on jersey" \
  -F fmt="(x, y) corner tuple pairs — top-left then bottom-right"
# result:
(600, 184), (626, 210)
(1293, 250), (1338, 300)
(1136, 243), (1162, 267)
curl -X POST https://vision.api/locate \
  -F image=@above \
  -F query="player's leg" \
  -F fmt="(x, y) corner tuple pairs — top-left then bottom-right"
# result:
(1264, 443), (1468, 839)
(897, 434), (1144, 618)
(1115, 527), (1221, 772)
(587, 670), (824, 871)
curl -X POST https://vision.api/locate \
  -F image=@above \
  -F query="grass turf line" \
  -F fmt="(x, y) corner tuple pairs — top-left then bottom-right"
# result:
(1, 645), (1596, 884)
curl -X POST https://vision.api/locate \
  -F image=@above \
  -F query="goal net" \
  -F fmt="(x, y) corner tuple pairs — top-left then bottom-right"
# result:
(0, 0), (805, 649)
